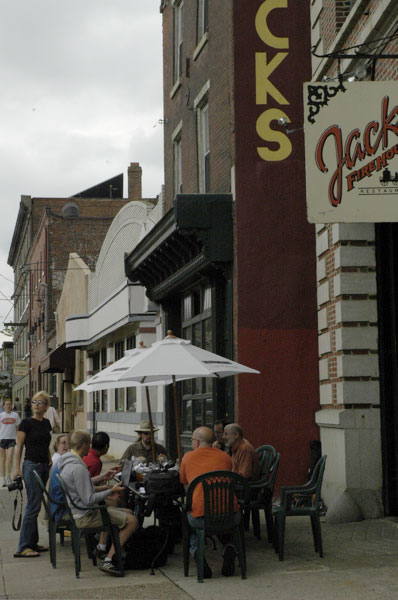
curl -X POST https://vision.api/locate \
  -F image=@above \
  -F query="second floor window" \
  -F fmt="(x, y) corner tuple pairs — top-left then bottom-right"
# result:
(173, 136), (183, 195)
(197, 102), (210, 192)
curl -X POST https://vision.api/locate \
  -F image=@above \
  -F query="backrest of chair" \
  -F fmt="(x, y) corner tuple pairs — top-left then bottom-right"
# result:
(187, 470), (247, 533)
(33, 470), (51, 518)
(55, 473), (77, 523)
(266, 452), (280, 493)
(256, 445), (276, 478)
(312, 455), (327, 506)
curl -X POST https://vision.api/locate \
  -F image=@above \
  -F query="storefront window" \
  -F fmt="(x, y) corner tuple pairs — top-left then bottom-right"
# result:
(181, 284), (213, 435)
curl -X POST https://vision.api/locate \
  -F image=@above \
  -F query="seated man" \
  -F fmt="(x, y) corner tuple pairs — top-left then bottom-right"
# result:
(223, 423), (260, 480)
(58, 431), (139, 577)
(121, 420), (167, 463)
(180, 426), (240, 578)
(83, 431), (110, 477)
(213, 419), (229, 451)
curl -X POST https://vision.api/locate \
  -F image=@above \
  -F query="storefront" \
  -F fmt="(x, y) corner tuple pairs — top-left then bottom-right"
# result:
(124, 194), (233, 457)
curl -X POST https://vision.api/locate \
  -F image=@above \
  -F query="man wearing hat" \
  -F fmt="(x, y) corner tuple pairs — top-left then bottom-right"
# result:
(121, 420), (167, 463)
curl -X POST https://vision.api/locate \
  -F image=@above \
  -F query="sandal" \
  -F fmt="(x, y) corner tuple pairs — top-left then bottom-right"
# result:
(14, 548), (40, 558)
(33, 545), (48, 552)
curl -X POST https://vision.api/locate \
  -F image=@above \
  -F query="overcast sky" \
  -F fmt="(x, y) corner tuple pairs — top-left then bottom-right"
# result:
(0, 0), (163, 330)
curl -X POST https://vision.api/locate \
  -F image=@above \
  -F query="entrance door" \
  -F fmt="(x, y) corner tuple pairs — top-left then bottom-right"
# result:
(376, 223), (398, 515)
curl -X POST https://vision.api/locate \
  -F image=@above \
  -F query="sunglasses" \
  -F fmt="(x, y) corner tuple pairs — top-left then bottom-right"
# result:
(32, 400), (46, 405)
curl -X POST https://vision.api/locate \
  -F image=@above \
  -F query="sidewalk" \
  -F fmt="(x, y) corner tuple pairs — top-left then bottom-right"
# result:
(1, 481), (398, 600)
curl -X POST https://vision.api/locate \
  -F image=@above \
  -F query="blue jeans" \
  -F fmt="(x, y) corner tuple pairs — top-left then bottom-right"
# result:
(17, 460), (49, 553)
(187, 511), (241, 557)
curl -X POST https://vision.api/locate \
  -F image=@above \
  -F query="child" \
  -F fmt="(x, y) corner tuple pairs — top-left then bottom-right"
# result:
(0, 398), (21, 486)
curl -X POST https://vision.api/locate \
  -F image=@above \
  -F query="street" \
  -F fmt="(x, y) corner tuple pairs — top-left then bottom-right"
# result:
(1, 481), (398, 600)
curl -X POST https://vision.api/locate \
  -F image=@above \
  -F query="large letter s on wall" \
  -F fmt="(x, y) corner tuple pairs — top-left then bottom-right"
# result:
(257, 108), (292, 161)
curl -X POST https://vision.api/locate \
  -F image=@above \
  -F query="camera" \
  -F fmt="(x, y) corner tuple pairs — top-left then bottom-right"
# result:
(8, 476), (23, 492)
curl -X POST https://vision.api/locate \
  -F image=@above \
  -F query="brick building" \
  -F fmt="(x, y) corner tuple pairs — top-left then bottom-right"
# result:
(125, 0), (319, 487)
(8, 173), (129, 403)
(310, 0), (398, 516)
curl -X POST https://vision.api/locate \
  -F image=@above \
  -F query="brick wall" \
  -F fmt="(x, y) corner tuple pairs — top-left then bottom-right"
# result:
(162, 0), (234, 211)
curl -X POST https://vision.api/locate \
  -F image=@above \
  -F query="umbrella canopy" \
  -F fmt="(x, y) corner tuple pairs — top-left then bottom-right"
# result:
(75, 332), (260, 461)
(115, 334), (260, 384)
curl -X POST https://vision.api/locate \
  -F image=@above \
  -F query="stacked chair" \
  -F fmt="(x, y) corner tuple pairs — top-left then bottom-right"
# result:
(273, 455), (327, 560)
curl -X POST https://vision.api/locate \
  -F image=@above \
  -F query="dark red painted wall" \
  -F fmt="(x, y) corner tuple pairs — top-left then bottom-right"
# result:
(233, 0), (320, 488)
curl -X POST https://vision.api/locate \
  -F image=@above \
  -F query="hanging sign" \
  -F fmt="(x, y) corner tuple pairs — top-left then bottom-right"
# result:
(304, 81), (398, 222)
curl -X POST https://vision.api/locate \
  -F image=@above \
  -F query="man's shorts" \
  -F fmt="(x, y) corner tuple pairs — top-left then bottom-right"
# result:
(74, 507), (127, 530)
(0, 439), (16, 450)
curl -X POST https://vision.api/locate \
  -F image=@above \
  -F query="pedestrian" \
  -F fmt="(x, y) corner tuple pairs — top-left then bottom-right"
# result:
(12, 390), (52, 558)
(13, 397), (22, 416)
(44, 401), (61, 433)
(0, 398), (21, 486)
(23, 398), (32, 419)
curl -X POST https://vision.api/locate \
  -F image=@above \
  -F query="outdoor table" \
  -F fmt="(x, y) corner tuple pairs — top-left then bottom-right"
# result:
(124, 478), (184, 574)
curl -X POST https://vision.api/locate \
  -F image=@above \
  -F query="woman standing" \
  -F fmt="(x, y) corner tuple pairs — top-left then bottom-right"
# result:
(23, 398), (32, 419)
(12, 390), (52, 558)
(0, 398), (21, 486)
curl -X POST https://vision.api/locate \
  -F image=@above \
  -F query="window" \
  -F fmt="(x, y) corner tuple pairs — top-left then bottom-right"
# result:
(197, 102), (210, 192)
(126, 387), (136, 412)
(115, 388), (125, 412)
(173, 1), (183, 82)
(126, 335), (136, 350)
(173, 136), (183, 195)
(197, 0), (208, 41)
(101, 390), (108, 412)
(115, 340), (124, 361)
(181, 284), (213, 433)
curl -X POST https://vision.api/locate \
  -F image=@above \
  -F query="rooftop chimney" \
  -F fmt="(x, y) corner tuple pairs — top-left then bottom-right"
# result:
(128, 162), (142, 202)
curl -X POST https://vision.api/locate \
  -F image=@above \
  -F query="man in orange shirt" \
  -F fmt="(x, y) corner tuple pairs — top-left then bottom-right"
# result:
(180, 426), (240, 578)
(223, 423), (260, 480)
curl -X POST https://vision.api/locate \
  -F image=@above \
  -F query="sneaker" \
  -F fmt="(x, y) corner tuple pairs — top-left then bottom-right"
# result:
(222, 544), (236, 577)
(193, 550), (212, 579)
(93, 546), (107, 560)
(98, 559), (124, 577)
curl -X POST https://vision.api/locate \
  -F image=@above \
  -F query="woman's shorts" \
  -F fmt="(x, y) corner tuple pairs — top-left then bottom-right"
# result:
(0, 439), (16, 450)
(75, 507), (127, 530)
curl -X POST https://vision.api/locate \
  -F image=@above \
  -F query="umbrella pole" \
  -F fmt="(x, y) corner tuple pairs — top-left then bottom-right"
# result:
(172, 375), (182, 462)
(145, 387), (156, 463)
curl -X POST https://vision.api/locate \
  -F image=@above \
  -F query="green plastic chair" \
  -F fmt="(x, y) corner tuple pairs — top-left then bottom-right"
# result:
(182, 470), (248, 583)
(32, 469), (69, 568)
(273, 455), (327, 561)
(56, 473), (124, 578)
(241, 451), (280, 542)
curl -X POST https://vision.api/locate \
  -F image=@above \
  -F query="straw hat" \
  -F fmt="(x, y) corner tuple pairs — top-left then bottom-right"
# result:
(135, 420), (159, 433)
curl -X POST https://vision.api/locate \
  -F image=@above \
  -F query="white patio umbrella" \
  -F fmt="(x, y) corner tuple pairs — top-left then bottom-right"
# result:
(75, 345), (162, 461)
(105, 332), (260, 461)
(75, 332), (260, 461)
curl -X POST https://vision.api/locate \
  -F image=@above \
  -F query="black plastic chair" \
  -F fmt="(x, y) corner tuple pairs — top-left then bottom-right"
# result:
(182, 470), (248, 583)
(241, 451), (280, 542)
(32, 469), (69, 568)
(56, 473), (124, 578)
(273, 455), (327, 561)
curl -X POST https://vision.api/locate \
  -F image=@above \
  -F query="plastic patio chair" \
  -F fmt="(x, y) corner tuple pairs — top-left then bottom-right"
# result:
(32, 469), (69, 568)
(273, 455), (327, 561)
(241, 450), (280, 542)
(182, 470), (248, 583)
(56, 473), (124, 578)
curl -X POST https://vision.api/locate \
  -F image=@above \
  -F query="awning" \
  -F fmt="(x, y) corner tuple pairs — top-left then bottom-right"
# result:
(41, 343), (75, 373)
(124, 194), (233, 302)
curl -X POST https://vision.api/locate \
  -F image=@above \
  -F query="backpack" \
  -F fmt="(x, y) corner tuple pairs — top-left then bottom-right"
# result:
(120, 526), (168, 570)
(144, 469), (184, 497)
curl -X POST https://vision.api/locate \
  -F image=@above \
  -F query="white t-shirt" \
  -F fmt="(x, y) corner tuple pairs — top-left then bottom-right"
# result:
(0, 411), (21, 440)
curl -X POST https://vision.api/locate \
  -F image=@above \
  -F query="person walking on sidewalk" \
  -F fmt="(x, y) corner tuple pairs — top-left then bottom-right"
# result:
(12, 390), (52, 558)
(0, 398), (21, 487)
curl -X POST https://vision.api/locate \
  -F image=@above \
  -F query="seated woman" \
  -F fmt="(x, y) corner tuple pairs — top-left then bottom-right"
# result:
(51, 434), (68, 467)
